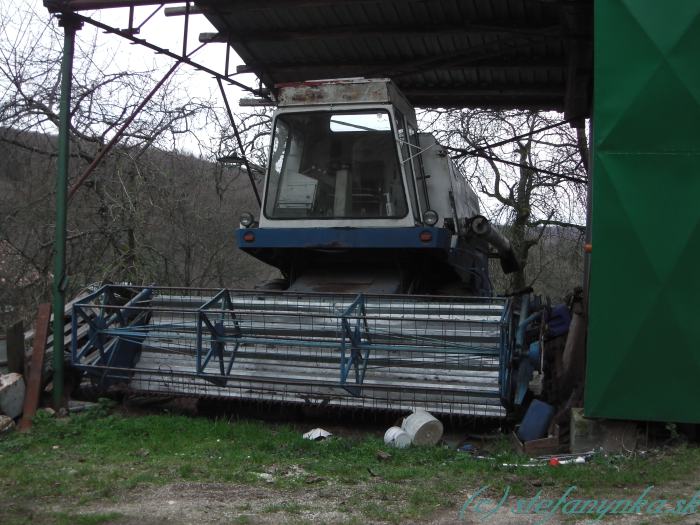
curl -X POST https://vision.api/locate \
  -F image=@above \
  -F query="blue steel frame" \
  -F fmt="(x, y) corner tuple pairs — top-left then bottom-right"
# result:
(71, 286), (153, 387)
(236, 226), (451, 250)
(339, 294), (372, 396)
(193, 289), (375, 395)
(498, 294), (545, 409)
(498, 297), (514, 405)
(196, 289), (241, 386)
(70, 285), (530, 403)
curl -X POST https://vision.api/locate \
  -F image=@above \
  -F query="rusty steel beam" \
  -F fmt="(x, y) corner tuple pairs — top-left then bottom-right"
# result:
(68, 60), (181, 200)
(73, 13), (254, 92)
(19, 304), (52, 431)
(45, 0), (184, 11)
(44, 0), (402, 11)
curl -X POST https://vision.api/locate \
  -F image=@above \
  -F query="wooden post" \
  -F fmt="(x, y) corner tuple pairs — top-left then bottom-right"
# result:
(6, 321), (24, 374)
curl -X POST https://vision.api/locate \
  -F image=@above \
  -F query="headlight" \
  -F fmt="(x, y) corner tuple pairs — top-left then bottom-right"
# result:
(240, 212), (255, 227)
(423, 210), (439, 226)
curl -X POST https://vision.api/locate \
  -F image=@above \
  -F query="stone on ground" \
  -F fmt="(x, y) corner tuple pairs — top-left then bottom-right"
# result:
(0, 373), (25, 418)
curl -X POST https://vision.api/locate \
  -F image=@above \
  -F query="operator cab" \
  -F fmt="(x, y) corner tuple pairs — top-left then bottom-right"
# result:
(260, 78), (426, 229)
(265, 111), (407, 221)
(237, 78), (493, 295)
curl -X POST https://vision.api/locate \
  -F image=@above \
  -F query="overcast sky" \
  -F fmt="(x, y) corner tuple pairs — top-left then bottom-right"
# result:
(7, 0), (259, 150)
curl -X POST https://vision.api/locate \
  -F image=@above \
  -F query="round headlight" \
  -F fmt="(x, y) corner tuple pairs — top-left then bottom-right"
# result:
(240, 212), (254, 227)
(423, 210), (439, 226)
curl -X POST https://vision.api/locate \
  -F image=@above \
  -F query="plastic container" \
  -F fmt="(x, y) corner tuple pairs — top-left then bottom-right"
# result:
(517, 399), (555, 442)
(384, 426), (412, 448)
(401, 409), (444, 446)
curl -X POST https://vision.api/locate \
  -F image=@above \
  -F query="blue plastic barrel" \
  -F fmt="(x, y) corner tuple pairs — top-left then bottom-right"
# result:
(517, 399), (555, 442)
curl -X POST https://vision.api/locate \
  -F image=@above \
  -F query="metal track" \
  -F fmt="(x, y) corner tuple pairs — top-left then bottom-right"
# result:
(71, 285), (510, 417)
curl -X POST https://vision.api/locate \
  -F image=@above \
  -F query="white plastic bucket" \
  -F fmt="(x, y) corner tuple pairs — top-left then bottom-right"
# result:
(384, 426), (412, 448)
(401, 409), (443, 446)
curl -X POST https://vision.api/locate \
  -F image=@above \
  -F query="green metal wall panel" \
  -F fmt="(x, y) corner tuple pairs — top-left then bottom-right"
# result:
(587, 0), (700, 423)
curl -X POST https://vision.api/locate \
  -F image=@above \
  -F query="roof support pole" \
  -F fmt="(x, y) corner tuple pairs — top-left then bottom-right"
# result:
(52, 13), (81, 409)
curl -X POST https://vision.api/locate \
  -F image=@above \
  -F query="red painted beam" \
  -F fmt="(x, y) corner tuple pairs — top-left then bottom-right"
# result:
(18, 304), (52, 432)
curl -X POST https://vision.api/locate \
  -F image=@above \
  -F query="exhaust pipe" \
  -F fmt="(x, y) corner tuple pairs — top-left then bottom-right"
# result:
(470, 215), (520, 274)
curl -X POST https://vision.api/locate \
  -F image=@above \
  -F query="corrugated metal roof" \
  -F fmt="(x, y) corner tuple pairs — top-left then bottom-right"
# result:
(199, 0), (592, 114)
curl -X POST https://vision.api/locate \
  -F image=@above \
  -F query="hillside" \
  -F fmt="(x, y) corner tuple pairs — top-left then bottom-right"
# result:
(0, 127), (277, 325)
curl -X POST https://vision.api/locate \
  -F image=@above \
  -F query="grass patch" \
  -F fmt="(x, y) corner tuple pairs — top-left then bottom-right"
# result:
(262, 502), (309, 514)
(0, 407), (698, 524)
(54, 512), (124, 525)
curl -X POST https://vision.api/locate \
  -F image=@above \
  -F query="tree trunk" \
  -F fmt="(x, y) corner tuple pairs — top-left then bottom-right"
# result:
(509, 143), (534, 292)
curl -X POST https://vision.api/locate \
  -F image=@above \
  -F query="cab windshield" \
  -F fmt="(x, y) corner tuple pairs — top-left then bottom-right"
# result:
(264, 110), (408, 219)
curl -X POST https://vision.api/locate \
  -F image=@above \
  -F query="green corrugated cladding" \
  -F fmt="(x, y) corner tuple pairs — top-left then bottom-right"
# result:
(586, 0), (700, 423)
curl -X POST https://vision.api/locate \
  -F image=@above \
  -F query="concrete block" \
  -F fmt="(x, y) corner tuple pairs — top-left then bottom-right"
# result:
(0, 372), (26, 418)
(570, 408), (638, 453)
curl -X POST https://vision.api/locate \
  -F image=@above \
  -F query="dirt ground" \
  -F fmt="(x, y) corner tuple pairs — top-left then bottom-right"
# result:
(65, 477), (700, 525)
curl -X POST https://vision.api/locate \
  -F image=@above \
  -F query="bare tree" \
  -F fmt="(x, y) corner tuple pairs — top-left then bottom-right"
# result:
(422, 109), (588, 295)
(208, 103), (273, 198)
(0, 4), (275, 322)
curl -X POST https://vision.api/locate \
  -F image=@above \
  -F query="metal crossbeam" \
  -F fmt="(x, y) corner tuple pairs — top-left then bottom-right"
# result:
(339, 294), (371, 396)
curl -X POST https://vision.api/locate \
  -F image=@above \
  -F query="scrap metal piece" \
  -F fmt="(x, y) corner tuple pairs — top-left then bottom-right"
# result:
(19, 303), (51, 431)
(303, 428), (332, 440)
